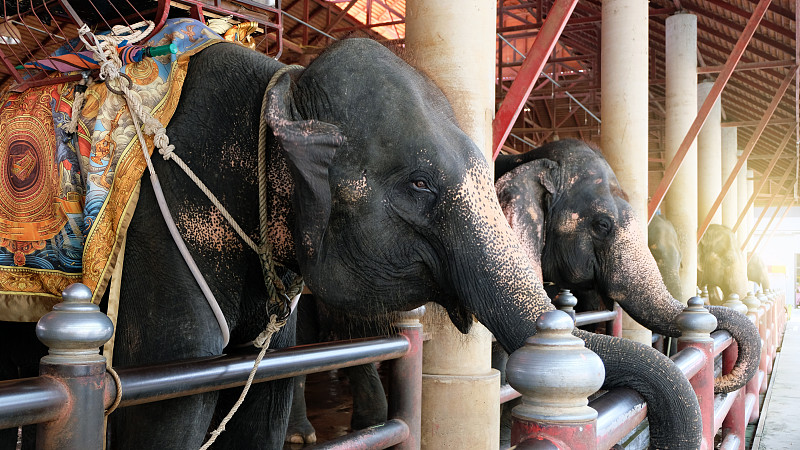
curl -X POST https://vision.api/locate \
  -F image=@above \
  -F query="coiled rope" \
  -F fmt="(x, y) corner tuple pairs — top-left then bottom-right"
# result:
(77, 24), (307, 447)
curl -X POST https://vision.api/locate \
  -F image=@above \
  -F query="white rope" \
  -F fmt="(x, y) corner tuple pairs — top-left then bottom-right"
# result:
(78, 24), (304, 446)
(77, 23), (231, 346)
(63, 76), (88, 134)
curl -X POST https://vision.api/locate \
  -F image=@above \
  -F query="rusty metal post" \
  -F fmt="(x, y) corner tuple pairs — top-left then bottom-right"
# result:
(676, 296), (718, 450)
(721, 343), (746, 450)
(507, 310), (604, 449)
(610, 303), (623, 338)
(35, 283), (114, 449)
(389, 306), (424, 450)
(742, 291), (762, 423)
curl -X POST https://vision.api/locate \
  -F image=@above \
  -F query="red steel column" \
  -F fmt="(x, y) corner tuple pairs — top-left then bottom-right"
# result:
(491, 0), (578, 159)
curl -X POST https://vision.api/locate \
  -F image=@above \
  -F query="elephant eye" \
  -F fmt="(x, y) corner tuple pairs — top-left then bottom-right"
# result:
(411, 179), (432, 192)
(593, 218), (613, 235)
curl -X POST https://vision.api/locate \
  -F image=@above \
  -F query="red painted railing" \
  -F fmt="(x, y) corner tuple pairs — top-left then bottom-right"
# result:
(508, 289), (786, 449)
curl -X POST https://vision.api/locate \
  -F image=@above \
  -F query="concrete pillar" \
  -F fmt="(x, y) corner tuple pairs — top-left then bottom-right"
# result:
(722, 128), (739, 229)
(746, 169), (755, 252)
(736, 149), (748, 246)
(697, 80), (722, 226)
(405, 2), (500, 448)
(662, 13), (698, 303)
(601, 0), (651, 344)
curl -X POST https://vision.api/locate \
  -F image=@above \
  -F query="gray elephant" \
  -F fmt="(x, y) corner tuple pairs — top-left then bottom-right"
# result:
(698, 224), (749, 305)
(494, 139), (760, 446)
(2, 40), (713, 450)
(747, 252), (770, 292)
(648, 214), (683, 301)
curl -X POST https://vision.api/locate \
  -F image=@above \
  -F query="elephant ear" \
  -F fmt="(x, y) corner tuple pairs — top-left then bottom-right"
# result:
(265, 67), (345, 264)
(495, 158), (560, 273)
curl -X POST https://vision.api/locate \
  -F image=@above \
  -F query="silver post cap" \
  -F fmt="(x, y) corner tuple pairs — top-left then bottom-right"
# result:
(676, 296), (717, 342)
(742, 291), (761, 313)
(506, 310), (604, 422)
(36, 283), (114, 364)
(723, 293), (748, 316)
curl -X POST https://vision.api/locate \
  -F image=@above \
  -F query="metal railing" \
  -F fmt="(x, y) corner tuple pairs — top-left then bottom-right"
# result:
(0, 283), (424, 450)
(506, 288), (786, 449)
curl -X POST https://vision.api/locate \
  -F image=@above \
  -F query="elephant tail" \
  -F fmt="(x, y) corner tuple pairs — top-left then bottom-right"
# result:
(707, 305), (762, 394)
(576, 330), (702, 450)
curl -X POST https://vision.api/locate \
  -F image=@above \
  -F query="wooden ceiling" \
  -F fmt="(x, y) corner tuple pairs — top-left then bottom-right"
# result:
(1, 0), (797, 207)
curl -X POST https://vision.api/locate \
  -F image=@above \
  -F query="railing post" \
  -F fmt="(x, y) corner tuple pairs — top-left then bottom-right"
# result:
(507, 310), (604, 449)
(757, 290), (774, 374)
(723, 293), (748, 316)
(390, 306), (424, 450)
(676, 296), (718, 450)
(552, 289), (577, 322)
(742, 291), (762, 423)
(35, 283), (114, 449)
(721, 341), (745, 449)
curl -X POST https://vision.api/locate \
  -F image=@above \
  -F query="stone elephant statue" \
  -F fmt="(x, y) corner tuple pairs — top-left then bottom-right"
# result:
(698, 224), (749, 305)
(494, 139), (761, 448)
(1, 39), (662, 449)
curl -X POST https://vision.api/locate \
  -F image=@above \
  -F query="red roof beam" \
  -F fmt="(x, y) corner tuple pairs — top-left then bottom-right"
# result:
(697, 68), (796, 242)
(732, 126), (794, 232)
(647, 0), (773, 223)
(740, 162), (794, 250)
(492, 0), (579, 160)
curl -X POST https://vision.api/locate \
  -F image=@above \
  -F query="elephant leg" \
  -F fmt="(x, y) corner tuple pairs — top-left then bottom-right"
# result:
(286, 294), (319, 443)
(577, 330), (702, 449)
(286, 374), (317, 444)
(212, 313), (296, 449)
(344, 363), (387, 430)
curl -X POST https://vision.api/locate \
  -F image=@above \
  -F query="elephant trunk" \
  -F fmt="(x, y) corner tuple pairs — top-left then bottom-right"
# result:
(449, 195), (701, 449)
(602, 211), (760, 394)
(577, 330), (702, 449)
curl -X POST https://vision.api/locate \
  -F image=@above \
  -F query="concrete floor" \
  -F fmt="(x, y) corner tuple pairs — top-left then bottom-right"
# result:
(752, 308), (799, 449)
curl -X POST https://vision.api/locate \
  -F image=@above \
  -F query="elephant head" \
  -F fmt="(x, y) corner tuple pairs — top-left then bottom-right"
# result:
(648, 214), (683, 300)
(747, 252), (770, 291)
(142, 39), (707, 448)
(495, 139), (760, 397)
(698, 224), (749, 305)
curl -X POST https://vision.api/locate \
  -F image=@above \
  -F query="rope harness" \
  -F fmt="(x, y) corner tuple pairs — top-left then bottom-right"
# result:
(74, 25), (306, 446)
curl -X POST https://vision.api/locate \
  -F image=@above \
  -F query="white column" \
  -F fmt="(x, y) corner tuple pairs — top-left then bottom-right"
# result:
(697, 80), (722, 226)
(722, 128), (739, 229)
(662, 13), (698, 303)
(405, 2), (500, 448)
(737, 149), (748, 246)
(601, 0), (651, 344)
(746, 169), (755, 252)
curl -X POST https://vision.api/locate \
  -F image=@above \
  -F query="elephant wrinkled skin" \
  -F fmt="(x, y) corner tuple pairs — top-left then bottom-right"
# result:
(496, 139), (761, 448)
(1, 42), (721, 450)
(648, 214), (683, 301)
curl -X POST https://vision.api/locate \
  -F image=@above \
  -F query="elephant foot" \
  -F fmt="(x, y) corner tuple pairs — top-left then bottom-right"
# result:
(285, 420), (317, 444)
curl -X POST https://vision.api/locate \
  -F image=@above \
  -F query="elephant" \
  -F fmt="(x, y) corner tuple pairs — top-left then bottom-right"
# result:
(1, 40), (716, 450)
(698, 224), (749, 305)
(287, 294), (389, 444)
(747, 252), (770, 292)
(494, 139), (760, 443)
(648, 214), (683, 301)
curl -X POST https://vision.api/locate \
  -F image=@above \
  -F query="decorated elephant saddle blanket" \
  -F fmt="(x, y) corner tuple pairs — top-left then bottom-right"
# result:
(0, 19), (223, 321)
